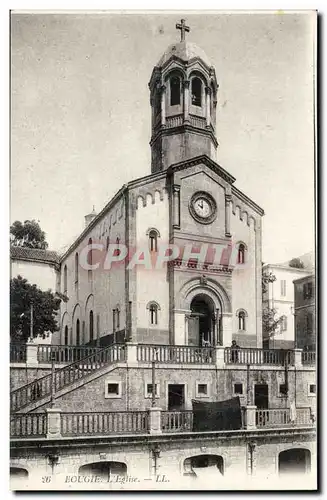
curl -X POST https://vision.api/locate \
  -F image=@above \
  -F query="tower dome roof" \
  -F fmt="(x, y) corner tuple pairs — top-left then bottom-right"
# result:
(157, 41), (211, 67)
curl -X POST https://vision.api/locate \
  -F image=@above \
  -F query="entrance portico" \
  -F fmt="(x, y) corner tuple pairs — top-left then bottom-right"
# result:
(174, 277), (233, 347)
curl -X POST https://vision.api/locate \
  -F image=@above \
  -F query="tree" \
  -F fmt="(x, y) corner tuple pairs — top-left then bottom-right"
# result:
(10, 220), (48, 249)
(262, 307), (284, 338)
(289, 257), (304, 269)
(262, 267), (283, 339)
(262, 269), (277, 295)
(10, 276), (61, 342)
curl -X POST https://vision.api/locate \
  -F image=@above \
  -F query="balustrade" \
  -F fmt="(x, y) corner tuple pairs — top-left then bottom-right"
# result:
(10, 344), (27, 363)
(224, 347), (294, 366)
(136, 344), (214, 364)
(61, 411), (148, 436)
(302, 351), (316, 365)
(10, 344), (126, 412)
(10, 413), (47, 438)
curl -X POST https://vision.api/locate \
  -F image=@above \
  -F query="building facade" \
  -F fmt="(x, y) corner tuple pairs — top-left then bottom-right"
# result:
(262, 263), (312, 349)
(56, 35), (264, 350)
(294, 274), (316, 350)
(10, 246), (59, 293)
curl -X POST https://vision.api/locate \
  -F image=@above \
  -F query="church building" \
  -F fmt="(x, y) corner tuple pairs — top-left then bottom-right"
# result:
(55, 21), (264, 350)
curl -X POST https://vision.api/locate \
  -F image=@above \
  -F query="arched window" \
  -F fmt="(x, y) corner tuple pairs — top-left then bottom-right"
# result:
(64, 325), (69, 345)
(76, 319), (80, 345)
(237, 244), (245, 264)
(88, 238), (93, 281)
(113, 237), (120, 257)
(238, 311), (246, 331)
(170, 76), (181, 106)
(88, 238), (93, 266)
(147, 302), (160, 326)
(63, 265), (68, 294)
(191, 77), (202, 107)
(75, 253), (79, 284)
(149, 229), (158, 252)
(89, 310), (94, 342)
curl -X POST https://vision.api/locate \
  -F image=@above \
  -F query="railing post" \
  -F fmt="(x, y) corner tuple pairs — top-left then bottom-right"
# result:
(245, 405), (257, 430)
(293, 349), (303, 368)
(148, 407), (162, 435)
(26, 342), (38, 366)
(215, 346), (225, 369)
(126, 343), (138, 364)
(46, 408), (62, 439)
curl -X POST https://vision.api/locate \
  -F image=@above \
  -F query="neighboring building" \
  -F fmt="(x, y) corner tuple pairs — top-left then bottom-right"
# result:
(262, 258), (313, 349)
(10, 246), (60, 292)
(294, 274), (316, 350)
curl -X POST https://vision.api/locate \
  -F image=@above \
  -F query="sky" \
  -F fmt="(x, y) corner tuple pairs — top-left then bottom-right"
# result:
(10, 10), (316, 263)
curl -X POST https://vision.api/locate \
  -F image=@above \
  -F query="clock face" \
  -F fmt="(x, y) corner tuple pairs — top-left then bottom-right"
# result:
(194, 198), (211, 218)
(189, 192), (217, 224)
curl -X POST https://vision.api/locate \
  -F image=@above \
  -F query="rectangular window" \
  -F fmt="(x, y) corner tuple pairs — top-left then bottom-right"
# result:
(234, 383), (243, 395)
(303, 283), (313, 300)
(196, 382), (209, 398)
(146, 383), (159, 398)
(281, 316), (287, 332)
(280, 280), (286, 297)
(107, 383), (119, 395)
(307, 282), (313, 298)
(198, 384), (208, 395)
(105, 380), (122, 398)
(309, 384), (316, 395)
(308, 313), (313, 333)
(279, 383), (288, 396)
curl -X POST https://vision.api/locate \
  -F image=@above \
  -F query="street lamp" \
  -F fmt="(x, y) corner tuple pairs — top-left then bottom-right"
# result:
(151, 347), (159, 407)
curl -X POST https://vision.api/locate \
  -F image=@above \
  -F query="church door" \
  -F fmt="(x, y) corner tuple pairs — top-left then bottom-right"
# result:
(187, 316), (199, 346)
(189, 294), (215, 347)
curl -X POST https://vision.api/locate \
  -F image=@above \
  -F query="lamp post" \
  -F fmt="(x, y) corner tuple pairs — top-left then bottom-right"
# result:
(151, 347), (158, 407)
(50, 351), (57, 408)
(30, 301), (34, 341)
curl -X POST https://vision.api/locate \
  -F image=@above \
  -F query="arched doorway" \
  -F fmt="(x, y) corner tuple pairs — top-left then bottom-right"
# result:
(184, 454), (224, 477)
(189, 294), (216, 347)
(10, 467), (29, 488)
(278, 449), (311, 475)
(79, 461), (127, 480)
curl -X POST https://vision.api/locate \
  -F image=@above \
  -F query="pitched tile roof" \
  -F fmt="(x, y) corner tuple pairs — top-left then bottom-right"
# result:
(10, 245), (60, 265)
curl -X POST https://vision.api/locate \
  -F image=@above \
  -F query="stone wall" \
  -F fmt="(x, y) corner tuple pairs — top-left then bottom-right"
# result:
(10, 428), (316, 490)
(11, 362), (316, 414)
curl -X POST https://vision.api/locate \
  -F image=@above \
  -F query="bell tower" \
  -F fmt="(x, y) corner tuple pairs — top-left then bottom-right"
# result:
(149, 20), (219, 173)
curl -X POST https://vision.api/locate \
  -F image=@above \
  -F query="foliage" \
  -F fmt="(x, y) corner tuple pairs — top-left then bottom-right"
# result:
(262, 267), (283, 337)
(10, 220), (48, 249)
(10, 276), (61, 342)
(262, 269), (277, 295)
(262, 307), (284, 338)
(289, 257), (304, 269)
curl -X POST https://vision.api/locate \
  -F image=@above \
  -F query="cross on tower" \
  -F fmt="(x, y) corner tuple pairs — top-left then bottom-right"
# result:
(176, 19), (190, 42)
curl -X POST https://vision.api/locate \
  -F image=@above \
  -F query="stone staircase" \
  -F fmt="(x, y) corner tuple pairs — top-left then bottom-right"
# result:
(10, 344), (126, 413)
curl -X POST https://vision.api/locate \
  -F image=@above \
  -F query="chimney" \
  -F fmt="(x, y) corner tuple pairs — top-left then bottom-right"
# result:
(85, 206), (97, 228)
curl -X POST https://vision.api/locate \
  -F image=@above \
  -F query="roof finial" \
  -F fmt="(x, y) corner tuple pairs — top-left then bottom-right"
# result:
(176, 19), (190, 42)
